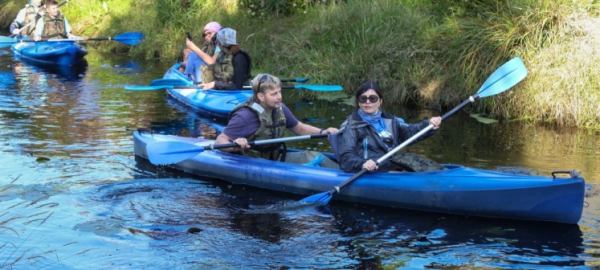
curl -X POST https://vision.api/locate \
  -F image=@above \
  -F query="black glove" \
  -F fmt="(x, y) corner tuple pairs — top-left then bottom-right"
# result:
(10, 21), (22, 29)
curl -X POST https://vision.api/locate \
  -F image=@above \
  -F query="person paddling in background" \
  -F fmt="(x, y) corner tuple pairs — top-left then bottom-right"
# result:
(337, 81), (443, 173)
(182, 21), (222, 83)
(215, 74), (339, 167)
(10, 0), (45, 38)
(186, 28), (251, 90)
(33, 0), (88, 41)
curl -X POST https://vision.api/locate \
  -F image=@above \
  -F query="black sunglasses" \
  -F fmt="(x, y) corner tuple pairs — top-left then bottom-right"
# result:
(358, 95), (379, 103)
(257, 74), (269, 91)
(202, 31), (213, 38)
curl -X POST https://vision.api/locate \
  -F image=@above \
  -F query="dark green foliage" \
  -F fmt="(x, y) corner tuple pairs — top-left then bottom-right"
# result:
(238, 0), (346, 18)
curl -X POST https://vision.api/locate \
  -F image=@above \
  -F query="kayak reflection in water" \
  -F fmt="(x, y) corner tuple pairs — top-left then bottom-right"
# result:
(336, 81), (443, 173)
(214, 73), (339, 168)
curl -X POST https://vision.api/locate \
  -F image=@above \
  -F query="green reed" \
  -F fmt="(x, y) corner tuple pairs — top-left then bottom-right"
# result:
(0, 0), (26, 28)
(0, 175), (57, 269)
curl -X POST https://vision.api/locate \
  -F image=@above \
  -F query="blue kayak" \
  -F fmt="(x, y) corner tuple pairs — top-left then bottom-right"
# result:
(143, 63), (341, 118)
(162, 63), (252, 119)
(11, 40), (88, 66)
(133, 131), (586, 224)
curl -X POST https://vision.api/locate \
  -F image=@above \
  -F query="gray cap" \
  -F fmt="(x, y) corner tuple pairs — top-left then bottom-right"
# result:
(216, 28), (237, 46)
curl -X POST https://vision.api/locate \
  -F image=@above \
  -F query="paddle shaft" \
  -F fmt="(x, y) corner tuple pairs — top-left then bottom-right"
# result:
(20, 37), (113, 42)
(187, 78), (308, 84)
(174, 85), (296, 89)
(15, 22), (35, 34)
(126, 83), (341, 91)
(164, 134), (328, 155)
(87, 37), (118, 41)
(147, 133), (330, 164)
(379, 95), (479, 161)
(215, 133), (328, 150)
(11, 32), (142, 44)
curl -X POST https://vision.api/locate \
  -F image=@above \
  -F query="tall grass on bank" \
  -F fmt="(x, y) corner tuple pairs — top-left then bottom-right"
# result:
(86, 0), (237, 58)
(507, 8), (600, 128)
(245, 1), (443, 105)
(1, 0), (599, 128)
(0, 0), (25, 29)
(417, 0), (598, 128)
(427, 0), (569, 111)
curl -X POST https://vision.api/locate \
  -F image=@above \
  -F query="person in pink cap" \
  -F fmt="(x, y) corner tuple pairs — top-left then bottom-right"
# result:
(182, 21), (222, 83)
(186, 27), (252, 90)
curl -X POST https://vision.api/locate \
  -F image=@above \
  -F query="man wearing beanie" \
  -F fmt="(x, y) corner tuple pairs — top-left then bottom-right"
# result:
(186, 27), (252, 90)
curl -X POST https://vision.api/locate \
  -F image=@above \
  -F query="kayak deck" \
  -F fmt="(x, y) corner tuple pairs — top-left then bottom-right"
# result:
(11, 40), (88, 66)
(163, 63), (251, 119)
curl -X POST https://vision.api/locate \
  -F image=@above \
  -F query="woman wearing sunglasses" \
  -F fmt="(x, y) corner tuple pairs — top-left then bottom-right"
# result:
(182, 21), (221, 83)
(337, 81), (442, 173)
(186, 27), (252, 90)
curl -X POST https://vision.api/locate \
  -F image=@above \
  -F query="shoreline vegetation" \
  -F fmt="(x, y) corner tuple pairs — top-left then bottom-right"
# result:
(1, 0), (599, 129)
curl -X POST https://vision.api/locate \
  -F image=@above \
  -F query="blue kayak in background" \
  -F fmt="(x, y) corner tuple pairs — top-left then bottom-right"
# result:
(123, 63), (341, 118)
(162, 63), (252, 120)
(11, 40), (88, 67)
(134, 131), (585, 224)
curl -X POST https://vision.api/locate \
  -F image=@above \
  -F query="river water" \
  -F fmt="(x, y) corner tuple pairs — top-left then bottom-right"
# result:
(1, 48), (600, 269)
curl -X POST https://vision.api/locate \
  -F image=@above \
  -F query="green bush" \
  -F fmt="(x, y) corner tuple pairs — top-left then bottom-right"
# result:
(238, 0), (346, 18)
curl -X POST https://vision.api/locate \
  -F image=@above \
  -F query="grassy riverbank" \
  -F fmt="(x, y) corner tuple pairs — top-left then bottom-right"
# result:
(2, 0), (599, 129)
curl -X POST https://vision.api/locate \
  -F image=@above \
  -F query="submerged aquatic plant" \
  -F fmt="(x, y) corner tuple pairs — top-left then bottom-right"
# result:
(0, 175), (58, 269)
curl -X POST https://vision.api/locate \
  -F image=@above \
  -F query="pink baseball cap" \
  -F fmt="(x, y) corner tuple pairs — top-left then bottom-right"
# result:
(203, 22), (222, 33)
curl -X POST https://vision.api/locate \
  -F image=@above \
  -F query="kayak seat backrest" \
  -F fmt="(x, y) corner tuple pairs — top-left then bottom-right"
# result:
(328, 133), (343, 161)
